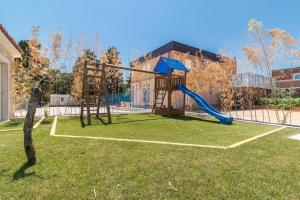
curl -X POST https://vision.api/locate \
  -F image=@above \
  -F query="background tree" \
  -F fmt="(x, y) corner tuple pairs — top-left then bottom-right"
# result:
(13, 34), (49, 108)
(49, 69), (73, 94)
(101, 47), (123, 93)
(243, 18), (298, 87)
(187, 55), (236, 111)
(71, 49), (97, 98)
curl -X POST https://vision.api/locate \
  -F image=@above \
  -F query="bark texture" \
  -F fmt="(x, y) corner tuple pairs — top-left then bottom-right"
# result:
(23, 77), (49, 165)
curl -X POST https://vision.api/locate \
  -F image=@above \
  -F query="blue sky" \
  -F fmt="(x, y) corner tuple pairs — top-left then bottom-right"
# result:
(1, 0), (300, 69)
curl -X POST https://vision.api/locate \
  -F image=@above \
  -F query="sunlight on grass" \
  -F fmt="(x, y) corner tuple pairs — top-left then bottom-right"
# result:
(0, 118), (39, 131)
(56, 113), (278, 146)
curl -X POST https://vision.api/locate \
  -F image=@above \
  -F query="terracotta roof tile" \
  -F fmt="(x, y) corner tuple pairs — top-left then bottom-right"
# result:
(0, 24), (22, 53)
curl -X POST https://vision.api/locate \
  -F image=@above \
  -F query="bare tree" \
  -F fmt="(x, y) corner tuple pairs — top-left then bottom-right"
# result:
(23, 77), (49, 165)
(17, 26), (50, 164)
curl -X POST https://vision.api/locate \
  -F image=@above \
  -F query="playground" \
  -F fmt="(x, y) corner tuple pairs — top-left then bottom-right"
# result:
(1, 57), (299, 199)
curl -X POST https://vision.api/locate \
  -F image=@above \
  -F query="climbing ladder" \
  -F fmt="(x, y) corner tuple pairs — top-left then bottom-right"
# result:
(80, 61), (112, 126)
(152, 90), (166, 112)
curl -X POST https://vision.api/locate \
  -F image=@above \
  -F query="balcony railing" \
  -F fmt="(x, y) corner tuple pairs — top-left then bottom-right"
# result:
(233, 72), (274, 89)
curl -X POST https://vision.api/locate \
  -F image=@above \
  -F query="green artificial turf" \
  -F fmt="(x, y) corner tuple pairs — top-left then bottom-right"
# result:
(0, 116), (299, 199)
(57, 113), (278, 146)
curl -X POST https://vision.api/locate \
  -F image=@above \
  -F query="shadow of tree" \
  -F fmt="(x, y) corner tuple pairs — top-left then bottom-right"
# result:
(94, 114), (163, 125)
(41, 119), (52, 125)
(168, 115), (220, 124)
(114, 117), (162, 124)
(12, 162), (36, 181)
(97, 116), (109, 125)
(0, 168), (9, 175)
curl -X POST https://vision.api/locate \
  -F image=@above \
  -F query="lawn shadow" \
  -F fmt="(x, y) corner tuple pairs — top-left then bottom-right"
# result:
(113, 117), (163, 124)
(12, 162), (44, 181)
(41, 119), (52, 125)
(92, 113), (164, 125)
(168, 115), (220, 124)
(97, 116), (109, 125)
(0, 168), (9, 175)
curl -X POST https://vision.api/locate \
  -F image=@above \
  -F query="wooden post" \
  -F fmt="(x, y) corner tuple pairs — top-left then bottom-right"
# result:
(83, 61), (92, 125)
(80, 61), (87, 126)
(96, 65), (102, 118)
(102, 64), (112, 124)
(168, 74), (172, 109)
(183, 72), (187, 114)
(152, 74), (157, 113)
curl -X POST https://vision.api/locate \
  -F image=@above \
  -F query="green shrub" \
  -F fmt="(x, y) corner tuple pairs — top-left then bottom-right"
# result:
(260, 97), (300, 110)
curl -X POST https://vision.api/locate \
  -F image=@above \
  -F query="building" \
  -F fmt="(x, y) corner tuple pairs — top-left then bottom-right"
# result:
(272, 67), (300, 95)
(130, 41), (235, 108)
(0, 25), (22, 121)
(50, 94), (72, 106)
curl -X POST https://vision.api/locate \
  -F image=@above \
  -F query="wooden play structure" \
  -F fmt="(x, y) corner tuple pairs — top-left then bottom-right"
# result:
(152, 57), (188, 115)
(80, 61), (112, 126)
(153, 76), (187, 115)
(80, 56), (232, 125)
(80, 57), (189, 126)
(153, 74), (186, 115)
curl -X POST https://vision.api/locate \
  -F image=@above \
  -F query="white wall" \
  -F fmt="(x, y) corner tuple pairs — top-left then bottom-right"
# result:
(0, 63), (9, 121)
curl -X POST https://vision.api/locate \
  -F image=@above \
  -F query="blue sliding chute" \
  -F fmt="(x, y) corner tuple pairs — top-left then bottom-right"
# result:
(176, 85), (233, 125)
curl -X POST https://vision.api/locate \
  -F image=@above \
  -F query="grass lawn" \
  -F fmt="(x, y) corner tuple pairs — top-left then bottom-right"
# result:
(0, 118), (39, 131)
(0, 116), (299, 199)
(57, 113), (279, 146)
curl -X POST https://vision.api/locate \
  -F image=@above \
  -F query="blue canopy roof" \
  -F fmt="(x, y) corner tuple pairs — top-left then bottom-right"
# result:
(154, 57), (189, 75)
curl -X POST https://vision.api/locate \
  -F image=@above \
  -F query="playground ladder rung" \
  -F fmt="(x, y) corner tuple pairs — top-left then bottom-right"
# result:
(83, 103), (98, 106)
(86, 67), (103, 72)
(90, 113), (107, 116)
(86, 89), (105, 92)
(87, 75), (102, 78)
(83, 108), (99, 112)
(87, 95), (100, 98)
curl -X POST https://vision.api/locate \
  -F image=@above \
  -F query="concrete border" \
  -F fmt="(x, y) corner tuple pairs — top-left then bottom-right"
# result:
(0, 117), (45, 132)
(50, 116), (288, 149)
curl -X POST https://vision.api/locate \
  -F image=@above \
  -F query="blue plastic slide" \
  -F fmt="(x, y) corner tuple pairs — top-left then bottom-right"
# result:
(176, 85), (233, 125)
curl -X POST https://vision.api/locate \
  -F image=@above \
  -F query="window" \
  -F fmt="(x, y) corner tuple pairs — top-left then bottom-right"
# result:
(131, 87), (135, 105)
(293, 73), (300, 80)
(143, 87), (150, 105)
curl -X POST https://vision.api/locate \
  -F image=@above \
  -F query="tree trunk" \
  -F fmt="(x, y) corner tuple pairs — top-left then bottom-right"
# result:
(23, 77), (49, 165)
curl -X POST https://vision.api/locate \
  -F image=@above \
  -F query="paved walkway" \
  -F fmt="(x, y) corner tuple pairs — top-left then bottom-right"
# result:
(229, 109), (300, 126)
